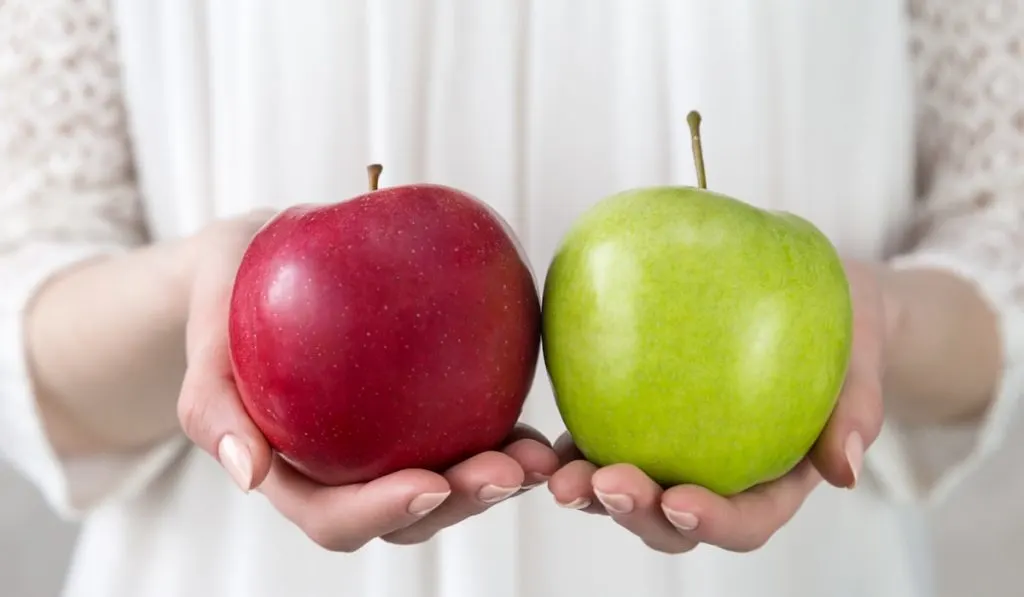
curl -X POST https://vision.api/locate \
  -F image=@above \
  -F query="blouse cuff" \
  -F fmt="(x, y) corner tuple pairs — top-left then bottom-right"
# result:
(864, 249), (1024, 507)
(0, 241), (186, 519)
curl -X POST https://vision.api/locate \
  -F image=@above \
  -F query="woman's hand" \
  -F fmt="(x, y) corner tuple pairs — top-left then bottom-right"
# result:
(547, 259), (890, 554)
(176, 210), (559, 552)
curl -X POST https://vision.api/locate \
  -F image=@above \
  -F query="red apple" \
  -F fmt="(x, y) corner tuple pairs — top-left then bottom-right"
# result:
(228, 165), (541, 486)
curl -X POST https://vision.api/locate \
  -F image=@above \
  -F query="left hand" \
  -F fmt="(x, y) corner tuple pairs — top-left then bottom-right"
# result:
(547, 259), (892, 554)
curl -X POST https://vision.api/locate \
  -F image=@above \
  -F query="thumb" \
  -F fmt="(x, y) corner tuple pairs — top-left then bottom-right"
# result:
(177, 229), (273, 492)
(808, 366), (883, 490)
(811, 260), (887, 489)
(809, 298), (885, 489)
(178, 344), (274, 492)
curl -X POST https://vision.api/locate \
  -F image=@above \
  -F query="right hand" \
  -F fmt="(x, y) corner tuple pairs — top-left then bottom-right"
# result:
(176, 210), (559, 552)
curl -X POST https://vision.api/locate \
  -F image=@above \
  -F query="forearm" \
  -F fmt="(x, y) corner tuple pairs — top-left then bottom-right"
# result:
(24, 238), (197, 457)
(879, 266), (1001, 425)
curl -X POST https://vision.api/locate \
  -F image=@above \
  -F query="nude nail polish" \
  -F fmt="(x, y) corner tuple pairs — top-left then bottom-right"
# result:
(662, 506), (700, 531)
(218, 434), (253, 492)
(845, 432), (864, 489)
(478, 484), (521, 503)
(594, 490), (634, 514)
(557, 497), (592, 510)
(408, 492), (451, 516)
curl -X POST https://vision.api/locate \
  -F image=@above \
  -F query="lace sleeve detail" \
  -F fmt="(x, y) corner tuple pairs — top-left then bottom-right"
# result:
(0, 0), (160, 517)
(873, 0), (1024, 505)
(906, 0), (1024, 259)
(0, 0), (146, 249)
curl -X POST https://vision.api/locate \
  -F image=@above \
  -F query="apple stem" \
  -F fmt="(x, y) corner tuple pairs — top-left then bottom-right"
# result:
(686, 111), (707, 190)
(367, 164), (383, 191)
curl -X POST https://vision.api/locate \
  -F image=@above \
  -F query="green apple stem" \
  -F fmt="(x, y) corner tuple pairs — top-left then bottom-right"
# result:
(686, 111), (707, 190)
(367, 164), (383, 191)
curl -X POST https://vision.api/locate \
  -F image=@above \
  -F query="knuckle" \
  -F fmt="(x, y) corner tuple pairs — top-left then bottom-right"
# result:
(176, 384), (207, 440)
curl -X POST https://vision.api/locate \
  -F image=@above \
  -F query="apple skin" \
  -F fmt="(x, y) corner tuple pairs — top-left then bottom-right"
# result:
(228, 184), (541, 486)
(542, 187), (852, 496)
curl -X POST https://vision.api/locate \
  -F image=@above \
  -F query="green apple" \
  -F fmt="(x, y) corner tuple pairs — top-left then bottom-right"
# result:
(542, 111), (853, 496)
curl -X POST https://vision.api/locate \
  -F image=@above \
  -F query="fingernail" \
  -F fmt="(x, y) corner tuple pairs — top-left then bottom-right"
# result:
(522, 473), (550, 490)
(217, 434), (253, 492)
(557, 497), (591, 510)
(478, 484), (521, 503)
(845, 432), (864, 489)
(594, 490), (634, 514)
(408, 491), (451, 516)
(662, 506), (700, 531)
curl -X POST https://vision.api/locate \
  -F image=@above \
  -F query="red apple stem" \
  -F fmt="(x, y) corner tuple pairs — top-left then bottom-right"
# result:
(367, 164), (383, 191)
(686, 111), (707, 190)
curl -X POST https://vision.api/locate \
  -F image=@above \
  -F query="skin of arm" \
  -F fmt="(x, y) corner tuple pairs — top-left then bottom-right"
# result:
(24, 236), (199, 458)
(878, 263), (1002, 425)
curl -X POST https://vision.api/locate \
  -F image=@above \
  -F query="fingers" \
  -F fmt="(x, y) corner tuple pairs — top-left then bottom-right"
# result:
(264, 437), (554, 552)
(592, 464), (698, 554)
(549, 431), (602, 511)
(177, 343), (274, 491)
(382, 451), (523, 544)
(553, 431), (585, 465)
(259, 455), (452, 552)
(384, 430), (560, 544)
(548, 458), (602, 513)
(382, 425), (560, 545)
(505, 422), (554, 449)
(265, 423), (557, 549)
(178, 229), (274, 491)
(551, 434), (821, 554)
(502, 424), (561, 489)
(810, 366), (883, 489)
(660, 459), (822, 552)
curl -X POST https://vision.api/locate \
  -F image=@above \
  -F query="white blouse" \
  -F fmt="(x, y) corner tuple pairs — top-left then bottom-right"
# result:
(2, 1), (1024, 596)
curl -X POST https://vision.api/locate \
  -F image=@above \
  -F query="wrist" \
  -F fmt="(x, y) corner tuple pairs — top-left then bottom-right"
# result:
(874, 265), (910, 373)
(839, 258), (898, 371)
(170, 235), (202, 304)
(137, 236), (202, 330)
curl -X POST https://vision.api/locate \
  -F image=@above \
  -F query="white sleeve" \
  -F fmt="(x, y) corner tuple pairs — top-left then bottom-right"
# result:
(864, 0), (1024, 506)
(0, 0), (187, 518)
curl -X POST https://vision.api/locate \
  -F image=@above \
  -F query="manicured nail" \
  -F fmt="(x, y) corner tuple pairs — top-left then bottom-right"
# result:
(594, 490), (634, 514)
(478, 484), (521, 503)
(845, 432), (864, 489)
(408, 491), (451, 516)
(523, 473), (550, 490)
(557, 497), (592, 510)
(662, 506), (700, 531)
(217, 434), (253, 492)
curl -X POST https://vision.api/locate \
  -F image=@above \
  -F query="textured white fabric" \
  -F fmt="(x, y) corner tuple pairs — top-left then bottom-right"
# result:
(0, 0), (185, 520)
(870, 0), (1024, 506)
(0, 0), (1022, 596)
